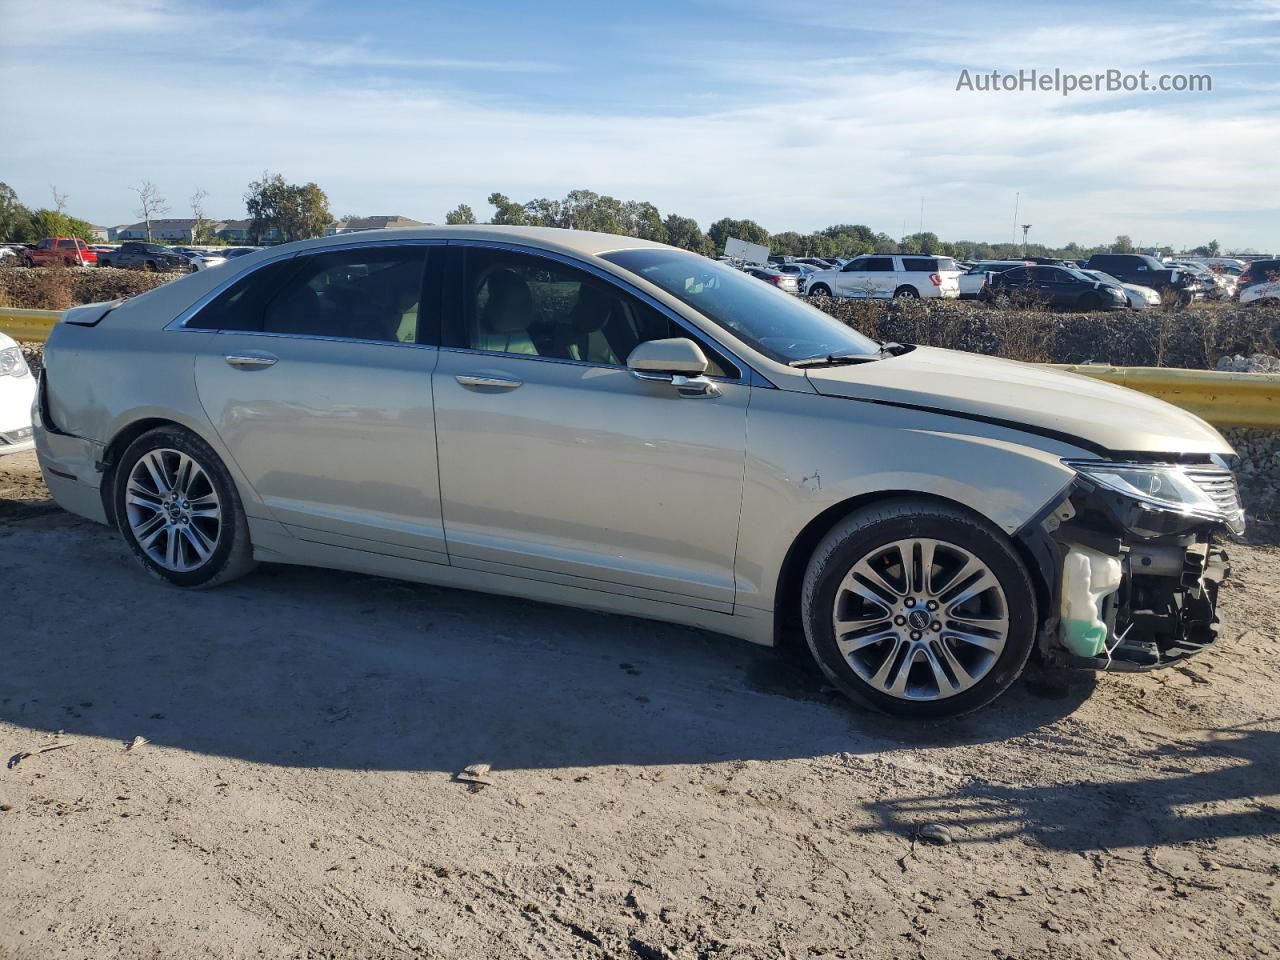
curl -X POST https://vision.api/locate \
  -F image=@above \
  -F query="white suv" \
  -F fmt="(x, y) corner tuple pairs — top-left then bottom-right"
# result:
(805, 254), (961, 300)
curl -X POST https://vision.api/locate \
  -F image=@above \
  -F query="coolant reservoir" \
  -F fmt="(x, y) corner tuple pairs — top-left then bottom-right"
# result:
(1060, 546), (1123, 658)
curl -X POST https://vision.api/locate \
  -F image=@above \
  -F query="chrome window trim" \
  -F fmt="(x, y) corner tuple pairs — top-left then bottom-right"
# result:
(446, 238), (761, 386)
(166, 238), (447, 332)
(209, 329), (440, 352)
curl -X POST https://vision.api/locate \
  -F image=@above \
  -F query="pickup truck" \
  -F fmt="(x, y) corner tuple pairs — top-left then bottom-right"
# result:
(23, 237), (98, 268)
(1082, 254), (1205, 305)
(98, 241), (193, 273)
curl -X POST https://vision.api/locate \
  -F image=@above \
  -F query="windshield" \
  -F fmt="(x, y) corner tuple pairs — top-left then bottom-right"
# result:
(1085, 270), (1122, 285)
(602, 248), (880, 363)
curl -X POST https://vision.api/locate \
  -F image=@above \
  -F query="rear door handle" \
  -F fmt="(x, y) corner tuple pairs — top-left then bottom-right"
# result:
(224, 354), (278, 369)
(455, 374), (522, 390)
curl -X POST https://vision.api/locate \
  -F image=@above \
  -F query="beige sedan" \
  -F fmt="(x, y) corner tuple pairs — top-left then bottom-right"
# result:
(35, 226), (1242, 716)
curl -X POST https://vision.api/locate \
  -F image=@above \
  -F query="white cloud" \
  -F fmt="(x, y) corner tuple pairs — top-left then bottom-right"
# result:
(1, 0), (1276, 249)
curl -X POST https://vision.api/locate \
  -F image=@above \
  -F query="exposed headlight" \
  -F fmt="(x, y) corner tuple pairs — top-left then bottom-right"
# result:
(0, 345), (29, 378)
(1064, 459), (1235, 524)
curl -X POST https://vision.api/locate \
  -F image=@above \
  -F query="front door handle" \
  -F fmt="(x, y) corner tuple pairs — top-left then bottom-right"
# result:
(456, 374), (522, 390)
(224, 354), (278, 369)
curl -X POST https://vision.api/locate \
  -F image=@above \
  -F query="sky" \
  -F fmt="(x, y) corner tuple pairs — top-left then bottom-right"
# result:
(2, 0), (1279, 250)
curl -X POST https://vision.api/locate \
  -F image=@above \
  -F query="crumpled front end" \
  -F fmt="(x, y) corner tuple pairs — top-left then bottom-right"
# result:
(1021, 458), (1240, 672)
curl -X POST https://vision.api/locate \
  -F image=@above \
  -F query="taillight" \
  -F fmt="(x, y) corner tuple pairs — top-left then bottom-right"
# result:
(929, 273), (942, 286)
(768, 276), (781, 284)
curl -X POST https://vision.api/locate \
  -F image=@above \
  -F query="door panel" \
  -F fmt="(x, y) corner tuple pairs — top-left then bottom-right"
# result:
(195, 335), (445, 557)
(432, 350), (748, 610)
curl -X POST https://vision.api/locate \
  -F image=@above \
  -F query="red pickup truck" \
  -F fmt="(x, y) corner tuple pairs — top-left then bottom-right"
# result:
(23, 237), (98, 268)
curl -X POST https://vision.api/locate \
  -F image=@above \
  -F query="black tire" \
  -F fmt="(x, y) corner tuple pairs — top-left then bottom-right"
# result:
(809, 283), (832, 297)
(144, 260), (156, 272)
(22, 257), (33, 268)
(800, 498), (1037, 719)
(112, 425), (256, 589)
(893, 286), (919, 299)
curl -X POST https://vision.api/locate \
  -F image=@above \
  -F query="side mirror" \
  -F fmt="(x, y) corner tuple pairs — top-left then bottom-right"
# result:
(626, 338), (719, 398)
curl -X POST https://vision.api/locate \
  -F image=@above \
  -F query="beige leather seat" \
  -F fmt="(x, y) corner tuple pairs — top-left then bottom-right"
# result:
(474, 269), (538, 355)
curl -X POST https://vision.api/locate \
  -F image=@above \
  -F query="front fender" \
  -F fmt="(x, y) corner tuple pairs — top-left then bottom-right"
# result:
(736, 388), (1088, 610)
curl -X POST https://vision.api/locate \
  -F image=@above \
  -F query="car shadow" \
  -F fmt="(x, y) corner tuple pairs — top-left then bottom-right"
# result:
(2, 522), (1096, 775)
(857, 721), (1280, 850)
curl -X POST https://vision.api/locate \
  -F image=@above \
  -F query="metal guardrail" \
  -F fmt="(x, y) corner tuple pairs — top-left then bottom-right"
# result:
(1052, 364), (1280, 430)
(2, 308), (1277, 429)
(0, 307), (60, 343)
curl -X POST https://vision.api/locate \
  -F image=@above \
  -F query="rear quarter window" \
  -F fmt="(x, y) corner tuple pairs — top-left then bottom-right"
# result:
(901, 258), (935, 272)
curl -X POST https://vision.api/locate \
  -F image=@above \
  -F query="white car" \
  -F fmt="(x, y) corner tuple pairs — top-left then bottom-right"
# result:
(1240, 278), (1280, 305)
(1081, 270), (1161, 309)
(0, 332), (37, 456)
(804, 254), (962, 300)
(174, 249), (229, 271)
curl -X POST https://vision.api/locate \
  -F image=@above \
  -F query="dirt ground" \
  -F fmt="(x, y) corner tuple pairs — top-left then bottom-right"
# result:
(1, 449), (1277, 960)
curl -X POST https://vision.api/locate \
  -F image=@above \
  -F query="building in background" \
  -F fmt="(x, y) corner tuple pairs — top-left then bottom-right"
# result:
(324, 215), (426, 235)
(111, 219), (226, 242)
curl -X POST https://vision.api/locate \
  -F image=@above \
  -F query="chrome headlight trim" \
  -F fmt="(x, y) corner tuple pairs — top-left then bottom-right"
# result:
(1063, 459), (1241, 526)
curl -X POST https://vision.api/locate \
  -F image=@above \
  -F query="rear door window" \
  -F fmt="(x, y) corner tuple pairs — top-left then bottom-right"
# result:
(853, 257), (893, 272)
(261, 247), (429, 343)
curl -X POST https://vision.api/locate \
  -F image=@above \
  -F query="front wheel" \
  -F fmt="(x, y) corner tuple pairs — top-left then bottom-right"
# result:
(1078, 292), (1101, 311)
(801, 499), (1037, 718)
(113, 426), (255, 588)
(143, 260), (156, 272)
(809, 283), (832, 297)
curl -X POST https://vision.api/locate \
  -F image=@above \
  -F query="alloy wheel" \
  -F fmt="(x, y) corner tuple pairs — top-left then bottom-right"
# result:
(832, 538), (1009, 701)
(124, 448), (222, 572)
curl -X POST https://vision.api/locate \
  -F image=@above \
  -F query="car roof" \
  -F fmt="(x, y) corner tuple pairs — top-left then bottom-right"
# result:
(263, 224), (672, 260)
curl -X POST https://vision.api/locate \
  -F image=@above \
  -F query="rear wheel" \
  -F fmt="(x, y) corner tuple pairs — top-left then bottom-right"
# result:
(113, 426), (255, 588)
(801, 499), (1037, 718)
(893, 285), (919, 299)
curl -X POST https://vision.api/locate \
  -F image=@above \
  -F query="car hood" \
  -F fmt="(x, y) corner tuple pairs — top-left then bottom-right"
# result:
(804, 346), (1232, 456)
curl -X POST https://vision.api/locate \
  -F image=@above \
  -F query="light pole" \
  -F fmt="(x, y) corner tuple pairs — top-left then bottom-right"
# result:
(1021, 224), (1032, 257)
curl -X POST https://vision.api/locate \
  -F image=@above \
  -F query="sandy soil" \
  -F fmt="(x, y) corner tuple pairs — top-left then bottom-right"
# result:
(1, 449), (1277, 960)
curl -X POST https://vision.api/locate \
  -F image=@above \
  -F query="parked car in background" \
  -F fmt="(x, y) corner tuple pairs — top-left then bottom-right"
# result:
(1184, 257), (1247, 276)
(1240, 278), (1280, 305)
(985, 265), (1128, 310)
(771, 262), (818, 291)
(744, 266), (800, 294)
(24, 237), (98, 268)
(1082, 254), (1203, 305)
(220, 247), (260, 261)
(794, 257), (841, 271)
(958, 260), (1028, 299)
(33, 225), (1242, 718)
(1169, 261), (1235, 300)
(804, 254), (962, 299)
(1080, 270), (1161, 309)
(98, 241), (193, 273)
(172, 248), (229, 271)
(0, 331), (36, 457)
(1235, 258), (1280, 297)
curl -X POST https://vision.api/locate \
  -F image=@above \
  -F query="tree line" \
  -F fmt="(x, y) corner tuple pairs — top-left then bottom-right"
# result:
(0, 177), (1243, 261)
(445, 191), (1237, 261)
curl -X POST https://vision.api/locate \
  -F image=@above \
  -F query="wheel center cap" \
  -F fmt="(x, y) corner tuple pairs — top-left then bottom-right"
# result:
(907, 610), (931, 630)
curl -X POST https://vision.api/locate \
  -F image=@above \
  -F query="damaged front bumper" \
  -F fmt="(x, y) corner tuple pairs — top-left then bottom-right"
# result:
(1020, 460), (1241, 672)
